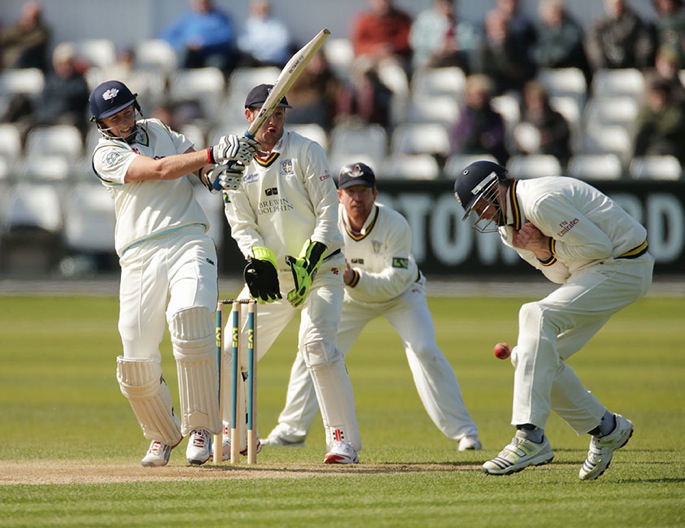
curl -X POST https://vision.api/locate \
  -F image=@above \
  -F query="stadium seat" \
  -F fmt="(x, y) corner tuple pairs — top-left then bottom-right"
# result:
(578, 124), (632, 165)
(379, 153), (440, 180)
(76, 38), (116, 69)
(134, 39), (178, 74)
(0, 123), (23, 170)
(19, 155), (72, 182)
(62, 182), (116, 253)
(390, 123), (450, 157)
(0, 68), (45, 98)
(25, 125), (84, 163)
(287, 123), (329, 151)
(628, 155), (683, 180)
(323, 38), (355, 82)
(443, 154), (498, 178)
(491, 93), (521, 129)
(506, 155), (562, 179)
(329, 123), (388, 171)
(591, 68), (645, 99)
(583, 96), (639, 130)
(405, 94), (460, 125)
(537, 67), (587, 108)
(168, 67), (226, 124)
(567, 154), (624, 180)
(410, 67), (467, 100)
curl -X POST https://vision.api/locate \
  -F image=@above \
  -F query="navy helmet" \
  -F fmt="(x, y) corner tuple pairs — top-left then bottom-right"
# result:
(89, 80), (138, 122)
(453, 160), (509, 232)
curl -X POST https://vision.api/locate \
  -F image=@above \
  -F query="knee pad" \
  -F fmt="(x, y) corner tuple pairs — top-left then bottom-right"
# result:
(170, 307), (220, 435)
(116, 357), (182, 445)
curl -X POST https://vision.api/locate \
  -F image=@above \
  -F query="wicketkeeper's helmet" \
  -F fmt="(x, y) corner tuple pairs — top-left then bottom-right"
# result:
(453, 160), (509, 232)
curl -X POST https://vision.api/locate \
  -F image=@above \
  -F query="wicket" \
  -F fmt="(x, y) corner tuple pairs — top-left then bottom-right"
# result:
(213, 299), (258, 464)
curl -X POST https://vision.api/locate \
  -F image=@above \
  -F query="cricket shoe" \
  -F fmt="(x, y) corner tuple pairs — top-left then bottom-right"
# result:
(579, 414), (633, 481)
(262, 433), (306, 447)
(213, 436), (263, 461)
(141, 440), (174, 467)
(324, 441), (359, 464)
(186, 429), (212, 466)
(482, 431), (554, 475)
(458, 435), (482, 451)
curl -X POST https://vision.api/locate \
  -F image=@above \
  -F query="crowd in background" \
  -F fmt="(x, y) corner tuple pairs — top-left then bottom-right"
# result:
(1, 0), (684, 178)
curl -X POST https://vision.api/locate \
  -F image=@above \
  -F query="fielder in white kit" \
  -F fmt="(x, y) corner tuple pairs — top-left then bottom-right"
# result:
(89, 80), (257, 467)
(264, 162), (481, 451)
(453, 160), (653, 480)
(218, 84), (361, 464)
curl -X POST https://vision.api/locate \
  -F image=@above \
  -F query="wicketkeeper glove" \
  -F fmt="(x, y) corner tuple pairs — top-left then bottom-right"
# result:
(285, 240), (327, 307)
(210, 135), (259, 165)
(205, 160), (245, 193)
(244, 246), (282, 303)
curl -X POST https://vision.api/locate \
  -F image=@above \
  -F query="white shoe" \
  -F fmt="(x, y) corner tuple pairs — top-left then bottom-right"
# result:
(262, 433), (306, 447)
(213, 436), (263, 461)
(186, 429), (212, 466)
(141, 440), (173, 467)
(324, 441), (359, 464)
(458, 435), (482, 451)
(482, 431), (554, 475)
(579, 414), (633, 481)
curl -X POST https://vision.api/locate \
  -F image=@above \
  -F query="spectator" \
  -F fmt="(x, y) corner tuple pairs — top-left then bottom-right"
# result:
(160, 0), (238, 75)
(286, 52), (342, 130)
(645, 45), (685, 102)
(0, 1), (50, 72)
(495, 0), (537, 49)
(409, 0), (481, 73)
(448, 73), (509, 165)
(336, 60), (394, 130)
(473, 8), (535, 95)
(633, 77), (685, 166)
(652, 0), (685, 68)
(531, 0), (592, 85)
(237, 0), (292, 68)
(585, 0), (656, 71)
(513, 80), (572, 167)
(350, 0), (413, 74)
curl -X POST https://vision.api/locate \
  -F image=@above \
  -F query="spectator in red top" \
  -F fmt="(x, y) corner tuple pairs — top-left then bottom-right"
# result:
(351, 0), (413, 73)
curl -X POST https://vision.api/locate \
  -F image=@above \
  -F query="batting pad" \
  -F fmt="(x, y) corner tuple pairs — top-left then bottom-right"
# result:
(116, 357), (183, 446)
(171, 307), (221, 435)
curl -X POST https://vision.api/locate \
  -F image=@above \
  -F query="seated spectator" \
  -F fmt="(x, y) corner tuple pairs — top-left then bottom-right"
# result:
(473, 8), (535, 95)
(336, 60), (394, 130)
(0, 1), (51, 72)
(585, 0), (656, 71)
(645, 45), (685, 102)
(409, 0), (480, 73)
(531, 0), (592, 85)
(494, 0), (537, 51)
(513, 80), (572, 167)
(237, 0), (292, 68)
(448, 73), (509, 165)
(3, 42), (90, 140)
(652, 0), (685, 68)
(286, 52), (342, 131)
(633, 77), (685, 166)
(160, 0), (238, 75)
(351, 0), (413, 74)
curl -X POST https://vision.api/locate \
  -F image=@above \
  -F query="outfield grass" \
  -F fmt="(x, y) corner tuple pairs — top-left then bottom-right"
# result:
(0, 294), (683, 527)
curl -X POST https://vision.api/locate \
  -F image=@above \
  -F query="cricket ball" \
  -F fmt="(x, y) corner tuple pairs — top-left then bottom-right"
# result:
(494, 342), (511, 360)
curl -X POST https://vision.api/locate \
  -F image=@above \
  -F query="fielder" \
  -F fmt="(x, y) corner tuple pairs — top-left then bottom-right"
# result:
(264, 162), (481, 451)
(453, 160), (654, 479)
(89, 80), (257, 467)
(218, 84), (362, 464)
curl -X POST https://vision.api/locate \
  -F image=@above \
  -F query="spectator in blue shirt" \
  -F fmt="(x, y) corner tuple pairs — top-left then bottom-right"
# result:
(238, 0), (292, 68)
(161, 0), (238, 74)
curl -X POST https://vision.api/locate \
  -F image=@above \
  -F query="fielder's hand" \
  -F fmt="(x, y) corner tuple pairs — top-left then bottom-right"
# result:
(244, 246), (282, 303)
(211, 135), (259, 164)
(285, 240), (327, 307)
(206, 160), (245, 193)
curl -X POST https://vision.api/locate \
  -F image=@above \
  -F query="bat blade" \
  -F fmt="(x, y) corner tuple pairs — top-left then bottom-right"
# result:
(245, 28), (331, 138)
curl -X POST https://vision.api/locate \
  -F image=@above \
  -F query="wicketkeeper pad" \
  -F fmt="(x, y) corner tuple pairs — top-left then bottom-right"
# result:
(171, 307), (221, 435)
(116, 357), (183, 446)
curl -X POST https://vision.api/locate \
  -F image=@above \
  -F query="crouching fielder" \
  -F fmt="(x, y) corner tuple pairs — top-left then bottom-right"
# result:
(89, 80), (257, 467)
(454, 160), (653, 480)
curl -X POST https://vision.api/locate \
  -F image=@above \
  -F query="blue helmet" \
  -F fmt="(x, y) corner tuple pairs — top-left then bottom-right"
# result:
(89, 80), (138, 121)
(453, 160), (509, 232)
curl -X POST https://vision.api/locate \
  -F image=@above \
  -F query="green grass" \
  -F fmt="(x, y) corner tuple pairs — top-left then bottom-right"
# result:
(0, 294), (684, 527)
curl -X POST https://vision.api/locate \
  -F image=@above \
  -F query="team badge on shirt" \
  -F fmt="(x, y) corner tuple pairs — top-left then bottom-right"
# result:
(281, 159), (294, 175)
(103, 151), (123, 168)
(372, 240), (382, 254)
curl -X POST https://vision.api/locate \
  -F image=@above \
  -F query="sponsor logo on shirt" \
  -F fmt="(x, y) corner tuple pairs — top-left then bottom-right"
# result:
(392, 257), (409, 269)
(259, 198), (294, 215)
(351, 258), (364, 264)
(557, 218), (579, 237)
(320, 170), (332, 182)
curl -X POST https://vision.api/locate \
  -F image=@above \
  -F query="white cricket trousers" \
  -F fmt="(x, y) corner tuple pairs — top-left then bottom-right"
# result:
(511, 255), (654, 434)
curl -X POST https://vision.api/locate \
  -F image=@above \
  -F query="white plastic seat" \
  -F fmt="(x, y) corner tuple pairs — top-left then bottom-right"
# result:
(379, 154), (440, 180)
(579, 124), (632, 164)
(491, 93), (521, 129)
(3, 182), (63, 232)
(410, 67), (467, 100)
(537, 67), (587, 108)
(506, 155), (562, 179)
(591, 69), (645, 99)
(406, 94), (460, 125)
(629, 155), (682, 180)
(76, 38), (116, 69)
(19, 155), (72, 182)
(0, 68), (45, 97)
(168, 67), (226, 122)
(63, 182), (116, 252)
(323, 38), (354, 82)
(287, 123), (328, 151)
(583, 96), (640, 129)
(134, 39), (178, 74)
(228, 67), (281, 99)
(25, 125), (84, 163)
(179, 124), (207, 150)
(0, 123), (23, 169)
(329, 124), (388, 170)
(443, 154), (499, 178)
(567, 154), (623, 180)
(390, 123), (450, 157)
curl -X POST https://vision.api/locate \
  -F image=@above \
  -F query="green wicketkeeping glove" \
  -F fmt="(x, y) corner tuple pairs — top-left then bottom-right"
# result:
(285, 240), (327, 307)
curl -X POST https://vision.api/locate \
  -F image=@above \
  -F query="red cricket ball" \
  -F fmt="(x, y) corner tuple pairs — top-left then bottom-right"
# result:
(494, 342), (511, 360)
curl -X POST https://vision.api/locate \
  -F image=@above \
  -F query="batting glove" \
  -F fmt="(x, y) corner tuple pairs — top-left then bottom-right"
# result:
(211, 135), (259, 164)
(285, 240), (327, 307)
(244, 246), (282, 303)
(206, 160), (245, 193)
